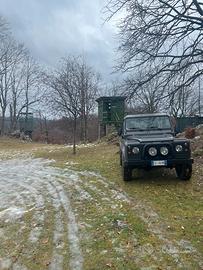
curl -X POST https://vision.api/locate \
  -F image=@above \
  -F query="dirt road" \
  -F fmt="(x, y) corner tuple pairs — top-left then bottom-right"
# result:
(0, 156), (202, 269)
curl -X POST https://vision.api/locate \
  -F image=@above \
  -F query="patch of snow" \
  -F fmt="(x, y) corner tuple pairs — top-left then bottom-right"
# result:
(193, 136), (201, 140)
(0, 258), (12, 269)
(57, 188), (83, 270)
(0, 228), (5, 238)
(29, 226), (43, 243)
(0, 158), (84, 270)
(0, 156), (202, 269)
(178, 240), (197, 253)
(65, 143), (97, 149)
(49, 254), (63, 270)
(65, 161), (79, 166)
(13, 263), (28, 270)
(0, 207), (26, 223)
(46, 183), (64, 270)
(111, 190), (131, 203)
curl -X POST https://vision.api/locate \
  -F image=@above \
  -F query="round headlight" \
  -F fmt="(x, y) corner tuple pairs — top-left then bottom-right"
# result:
(148, 147), (157, 156)
(132, 147), (140, 154)
(175, 145), (183, 152)
(160, 146), (169, 156)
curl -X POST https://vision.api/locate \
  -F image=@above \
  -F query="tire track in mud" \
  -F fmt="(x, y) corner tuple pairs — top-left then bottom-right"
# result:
(0, 160), (45, 245)
(91, 173), (203, 268)
(31, 172), (83, 270)
(0, 158), (83, 270)
(45, 179), (83, 270)
(0, 158), (202, 270)
(45, 182), (65, 270)
(58, 169), (203, 269)
(32, 169), (84, 270)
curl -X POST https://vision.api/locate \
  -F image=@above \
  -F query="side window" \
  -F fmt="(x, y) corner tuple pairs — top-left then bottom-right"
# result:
(126, 119), (140, 129)
(128, 119), (135, 129)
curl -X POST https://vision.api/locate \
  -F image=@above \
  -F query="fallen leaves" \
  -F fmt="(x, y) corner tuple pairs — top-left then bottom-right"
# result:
(41, 238), (49, 245)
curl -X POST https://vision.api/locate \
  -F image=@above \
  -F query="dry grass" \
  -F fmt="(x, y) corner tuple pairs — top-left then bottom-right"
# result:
(0, 138), (202, 269)
(36, 141), (203, 266)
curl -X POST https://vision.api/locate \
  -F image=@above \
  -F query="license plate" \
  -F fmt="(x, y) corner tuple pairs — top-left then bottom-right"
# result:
(151, 160), (167, 166)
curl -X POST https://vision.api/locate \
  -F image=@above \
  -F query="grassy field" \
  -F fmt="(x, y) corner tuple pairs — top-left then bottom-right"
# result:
(0, 138), (202, 269)
(36, 141), (203, 269)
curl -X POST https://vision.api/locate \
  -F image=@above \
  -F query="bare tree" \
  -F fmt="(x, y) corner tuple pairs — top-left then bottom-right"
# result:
(47, 56), (100, 152)
(0, 15), (9, 40)
(20, 55), (42, 130)
(105, 0), (203, 99)
(48, 58), (81, 154)
(0, 37), (25, 135)
(165, 70), (199, 117)
(103, 80), (123, 96)
(9, 53), (42, 132)
(35, 109), (49, 143)
(0, 15), (9, 78)
(0, 16), (43, 135)
(123, 69), (166, 113)
(75, 57), (100, 142)
(168, 86), (199, 117)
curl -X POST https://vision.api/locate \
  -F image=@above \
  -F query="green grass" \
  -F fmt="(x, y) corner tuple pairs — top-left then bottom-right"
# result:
(35, 142), (203, 255)
(1, 138), (202, 269)
(0, 137), (41, 151)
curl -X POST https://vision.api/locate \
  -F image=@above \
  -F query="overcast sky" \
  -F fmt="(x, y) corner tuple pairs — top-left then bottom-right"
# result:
(0, 0), (121, 82)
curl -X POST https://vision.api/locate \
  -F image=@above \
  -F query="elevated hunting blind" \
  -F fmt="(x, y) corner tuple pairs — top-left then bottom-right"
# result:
(96, 96), (126, 125)
(96, 96), (126, 137)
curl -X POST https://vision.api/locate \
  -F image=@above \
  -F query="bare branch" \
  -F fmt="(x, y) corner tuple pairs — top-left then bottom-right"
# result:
(106, 0), (203, 100)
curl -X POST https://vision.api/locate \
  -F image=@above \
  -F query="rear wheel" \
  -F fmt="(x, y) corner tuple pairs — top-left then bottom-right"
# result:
(122, 166), (132, 181)
(175, 164), (192, 181)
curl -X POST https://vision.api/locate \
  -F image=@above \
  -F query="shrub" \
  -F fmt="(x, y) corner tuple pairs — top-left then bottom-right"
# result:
(184, 127), (196, 139)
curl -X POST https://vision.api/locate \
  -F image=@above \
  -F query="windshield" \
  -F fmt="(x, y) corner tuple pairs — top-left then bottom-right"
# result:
(125, 116), (172, 131)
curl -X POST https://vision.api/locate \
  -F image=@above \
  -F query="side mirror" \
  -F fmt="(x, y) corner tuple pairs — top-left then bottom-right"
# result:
(117, 127), (123, 137)
(174, 127), (179, 136)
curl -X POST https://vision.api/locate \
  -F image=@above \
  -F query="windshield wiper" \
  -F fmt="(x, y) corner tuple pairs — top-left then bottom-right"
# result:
(149, 126), (162, 130)
(127, 128), (145, 131)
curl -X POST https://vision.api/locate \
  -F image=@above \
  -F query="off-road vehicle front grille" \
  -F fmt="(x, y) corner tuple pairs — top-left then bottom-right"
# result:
(144, 144), (173, 160)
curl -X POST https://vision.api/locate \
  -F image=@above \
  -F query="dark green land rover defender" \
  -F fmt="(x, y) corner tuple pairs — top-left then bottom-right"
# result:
(119, 114), (193, 181)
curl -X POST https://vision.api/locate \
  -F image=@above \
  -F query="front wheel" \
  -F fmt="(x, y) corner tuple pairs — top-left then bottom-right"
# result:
(120, 152), (122, 166)
(175, 164), (192, 181)
(122, 166), (132, 181)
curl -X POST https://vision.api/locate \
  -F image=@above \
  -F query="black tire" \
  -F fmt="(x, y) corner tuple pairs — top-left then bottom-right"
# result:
(122, 166), (132, 181)
(175, 164), (192, 181)
(120, 152), (122, 166)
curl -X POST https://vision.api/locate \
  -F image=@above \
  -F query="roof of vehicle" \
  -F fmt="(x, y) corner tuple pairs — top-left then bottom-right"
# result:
(124, 113), (170, 119)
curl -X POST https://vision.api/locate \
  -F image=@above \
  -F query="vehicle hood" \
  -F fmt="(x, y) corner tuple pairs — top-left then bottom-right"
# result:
(125, 133), (174, 144)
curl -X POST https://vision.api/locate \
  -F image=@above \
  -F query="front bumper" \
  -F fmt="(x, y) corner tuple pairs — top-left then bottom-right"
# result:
(124, 158), (194, 168)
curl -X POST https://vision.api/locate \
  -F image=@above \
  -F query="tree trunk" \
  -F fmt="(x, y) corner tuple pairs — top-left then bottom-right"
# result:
(73, 116), (77, 155)
(1, 109), (6, 136)
(9, 104), (13, 133)
(80, 87), (86, 143)
(84, 113), (88, 142)
(9, 104), (18, 133)
(44, 117), (49, 143)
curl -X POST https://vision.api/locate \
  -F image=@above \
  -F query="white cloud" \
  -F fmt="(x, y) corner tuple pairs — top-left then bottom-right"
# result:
(0, 0), (120, 81)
